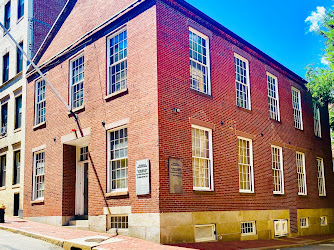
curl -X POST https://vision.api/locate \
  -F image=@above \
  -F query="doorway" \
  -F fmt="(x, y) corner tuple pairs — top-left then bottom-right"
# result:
(13, 193), (19, 216)
(75, 146), (88, 216)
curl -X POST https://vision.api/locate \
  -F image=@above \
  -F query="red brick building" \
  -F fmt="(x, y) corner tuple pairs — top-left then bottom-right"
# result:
(24, 0), (334, 244)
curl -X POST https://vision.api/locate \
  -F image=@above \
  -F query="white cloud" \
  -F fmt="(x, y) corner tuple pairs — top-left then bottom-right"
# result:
(305, 6), (326, 32)
(321, 55), (330, 66)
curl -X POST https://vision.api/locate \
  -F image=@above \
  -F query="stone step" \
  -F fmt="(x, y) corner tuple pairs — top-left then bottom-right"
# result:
(68, 219), (89, 227)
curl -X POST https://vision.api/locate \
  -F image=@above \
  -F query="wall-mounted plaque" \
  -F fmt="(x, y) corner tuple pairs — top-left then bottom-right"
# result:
(169, 158), (183, 194)
(136, 159), (150, 195)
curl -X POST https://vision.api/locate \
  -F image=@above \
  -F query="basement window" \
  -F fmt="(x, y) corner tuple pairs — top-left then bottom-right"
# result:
(194, 224), (216, 242)
(241, 221), (256, 236)
(110, 215), (128, 229)
(274, 219), (288, 237)
(320, 216), (328, 226)
(300, 217), (309, 228)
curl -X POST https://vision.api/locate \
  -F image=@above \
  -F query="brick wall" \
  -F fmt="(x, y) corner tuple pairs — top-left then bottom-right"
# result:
(32, 0), (67, 56)
(23, 0), (334, 234)
(24, 2), (159, 218)
(156, 0), (334, 227)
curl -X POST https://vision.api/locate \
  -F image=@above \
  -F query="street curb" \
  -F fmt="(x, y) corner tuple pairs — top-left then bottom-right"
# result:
(0, 224), (65, 247)
(248, 237), (334, 249)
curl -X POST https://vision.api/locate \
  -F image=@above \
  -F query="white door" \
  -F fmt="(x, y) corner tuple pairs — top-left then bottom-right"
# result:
(75, 146), (88, 216)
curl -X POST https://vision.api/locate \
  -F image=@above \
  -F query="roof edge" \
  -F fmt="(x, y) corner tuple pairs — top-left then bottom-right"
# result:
(170, 0), (307, 84)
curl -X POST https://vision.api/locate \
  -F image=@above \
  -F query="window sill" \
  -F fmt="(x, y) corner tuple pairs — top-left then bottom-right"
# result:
(0, 134), (7, 140)
(294, 127), (304, 131)
(273, 192), (285, 195)
(12, 184), (20, 189)
(240, 191), (255, 195)
(31, 199), (44, 205)
(33, 121), (46, 130)
(105, 88), (128, 101)
(269, 118), (282, 124)
(298, 194), (308, 197)
(236, 106), (252, 113)
(105, 191), (129, 197)
(193, 188), (214, 194)
(1, 71), (22, 87)
(3, 28), (10, 37)
(17, 16), (24, 24)
(0, 187), (6, 191)
(190, 88), (212, 98)
(14, 128), (22, 133)
(68, 105), (85, 115)
(319, 194), (327, 197)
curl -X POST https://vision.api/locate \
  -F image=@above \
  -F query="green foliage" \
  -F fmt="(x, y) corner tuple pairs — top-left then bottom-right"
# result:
(305, 67), (334, 106)
(306, 8), (334, 132)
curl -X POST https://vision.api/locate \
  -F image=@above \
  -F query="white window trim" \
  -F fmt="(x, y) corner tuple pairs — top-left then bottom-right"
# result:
(234, 53), (251, 110)
(271, 145), (284, 195)
(189, 27), (211, 95)
(106, 27), (127, 96)
(292, 87), (303, 130)
(320, 216), (328, 226)
(317, 157), (326, 197)
(313, 103), (322, 138)
(241, 221), (256, 236)
(191, 124), (214, 191)
(296, 152), (307, 196)
(300, 217), (309, 228)
(69, 53), (84, 109)
(107, 125), (128, 193)
(267, 72), (280, 121)
(34, 79), (46, 126)
(32, 150), (45, 201)
(238, 136), (254, 193)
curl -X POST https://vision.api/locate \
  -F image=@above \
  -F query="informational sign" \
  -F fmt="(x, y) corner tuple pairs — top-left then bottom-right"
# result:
(136, 159), (150, 195)
(169, 158), (183, 194)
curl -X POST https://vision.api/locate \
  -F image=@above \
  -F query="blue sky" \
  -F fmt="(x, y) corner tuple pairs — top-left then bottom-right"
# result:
(186, 0), (333, 79)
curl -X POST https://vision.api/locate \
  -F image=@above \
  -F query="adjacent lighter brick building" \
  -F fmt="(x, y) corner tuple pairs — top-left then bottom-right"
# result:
(0, 0), (65, 216)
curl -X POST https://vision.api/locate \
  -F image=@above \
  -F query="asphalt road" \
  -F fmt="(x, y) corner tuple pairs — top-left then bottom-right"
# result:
(0, 229), (62, 250)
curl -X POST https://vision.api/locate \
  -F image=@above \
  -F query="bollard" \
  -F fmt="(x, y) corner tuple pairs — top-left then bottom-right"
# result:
(0, 204), (5, 223)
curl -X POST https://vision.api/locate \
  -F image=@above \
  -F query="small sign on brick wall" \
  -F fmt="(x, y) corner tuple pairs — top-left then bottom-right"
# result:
(136, 159), (150, 195)
(169, 158), (183, 194)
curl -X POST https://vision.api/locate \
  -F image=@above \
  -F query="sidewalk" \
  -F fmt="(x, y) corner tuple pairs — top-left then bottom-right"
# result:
(1, 216), (334, 250)
(0, 216), (179, 250)
(171, 234), (334, 249)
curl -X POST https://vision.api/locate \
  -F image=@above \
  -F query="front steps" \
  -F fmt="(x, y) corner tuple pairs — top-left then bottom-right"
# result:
(65, 216), (89, 230)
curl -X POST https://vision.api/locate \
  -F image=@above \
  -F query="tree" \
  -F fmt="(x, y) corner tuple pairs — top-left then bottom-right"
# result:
(305, 8), (334, 135)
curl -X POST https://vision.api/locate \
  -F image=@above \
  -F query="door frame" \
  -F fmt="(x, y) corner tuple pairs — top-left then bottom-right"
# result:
(75, 146), (88, 216)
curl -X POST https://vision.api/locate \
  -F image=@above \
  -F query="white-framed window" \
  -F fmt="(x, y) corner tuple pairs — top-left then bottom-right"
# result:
(33, 151), (45, 200)
(296, 152), (307, 195)
(241, 221), (256, 235)
(313, 103), (321, 137)
(194, 224), (216, 242)
(107, 127), (128, 192)
(292, 87), (303, 130)
(192, 125), (214, 191)
(320, 216), (328, 226)
(317, 157), (326, 196)
(267, 73), (280, 121)
(238, 137), (254, 193)
(272, 146), (284, 194)
(235, 54), (251, 110)
(34, 79), (46, 125)
(300, 217), (309, 228)
(0, 154), (6, 187)
(274, 219), (288, 237)
(189, 27), (211, 95)
(107, 28), (127, 95)
(110, 215), (128, 229)
(70, 54), (84, 109)
(80, 146), (88, 161)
